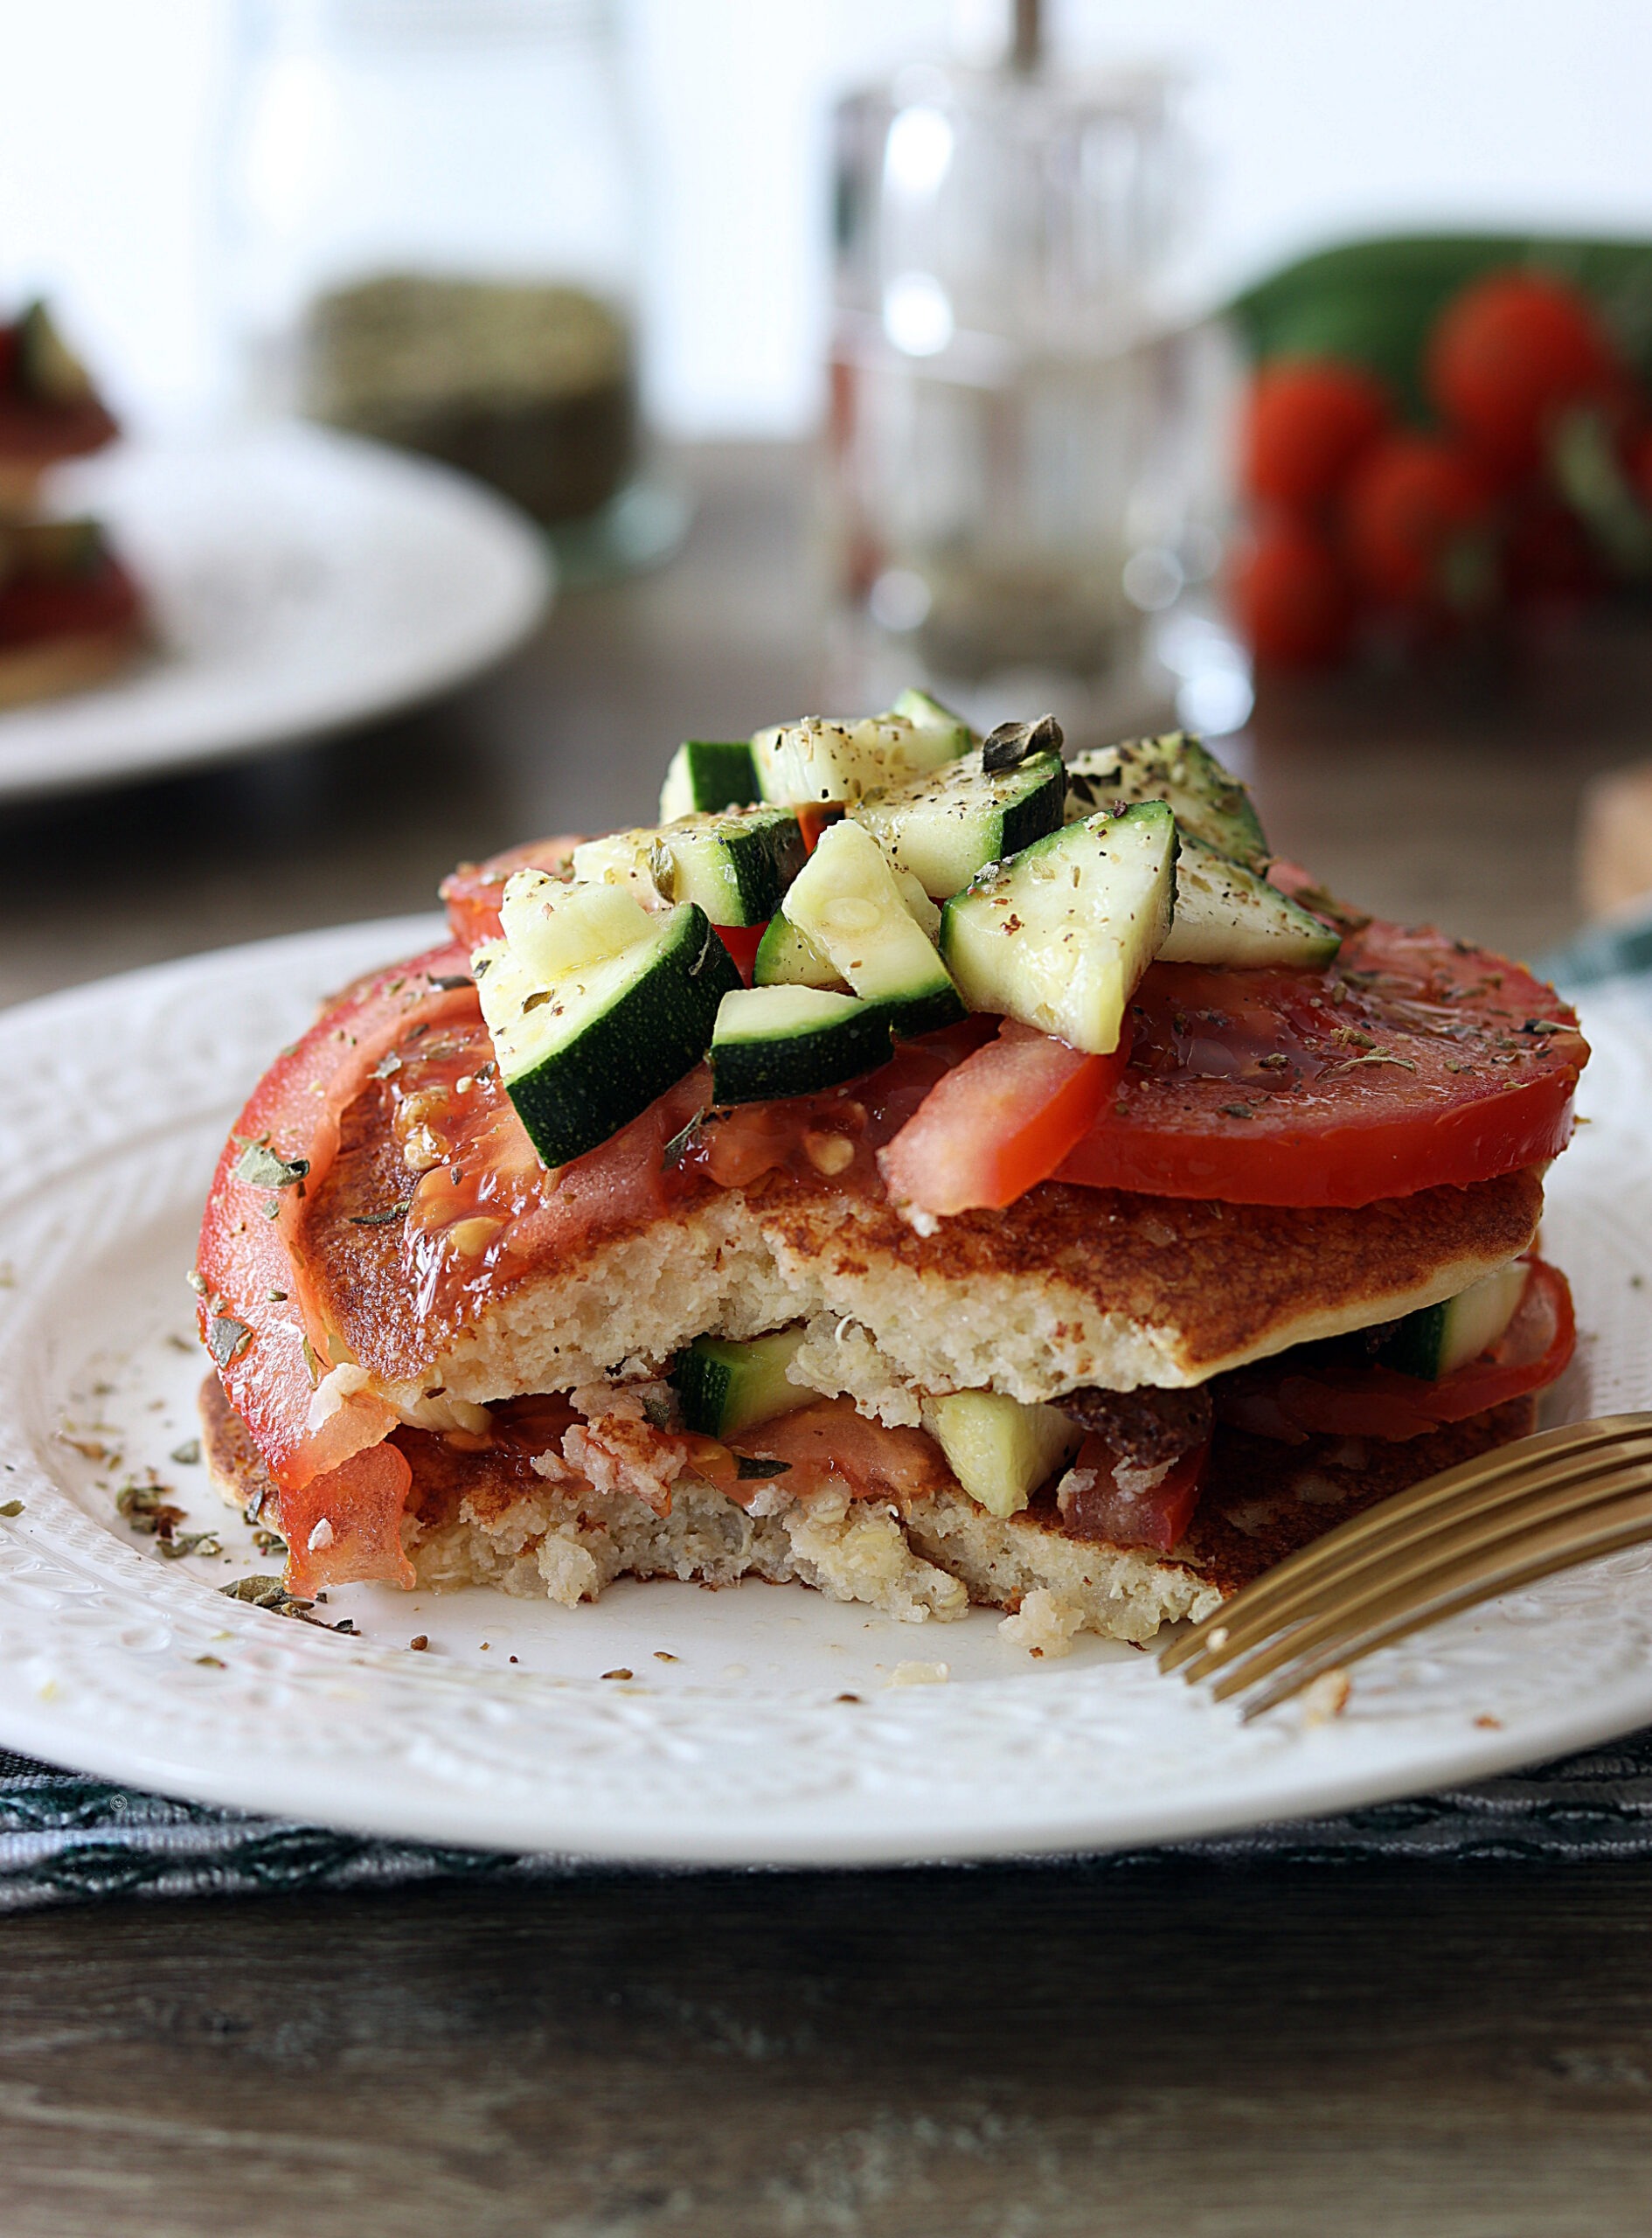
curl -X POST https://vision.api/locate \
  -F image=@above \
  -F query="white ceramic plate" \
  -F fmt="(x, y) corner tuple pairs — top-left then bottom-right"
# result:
(0, 921), (1649, 1866)
(0, 424), (552, 802)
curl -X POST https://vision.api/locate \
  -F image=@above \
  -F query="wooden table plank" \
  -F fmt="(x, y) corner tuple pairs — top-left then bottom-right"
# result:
(3, 1862), (1652, 2237)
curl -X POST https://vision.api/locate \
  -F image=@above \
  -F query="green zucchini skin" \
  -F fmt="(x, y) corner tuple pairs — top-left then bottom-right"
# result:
(659, 739), (760, 819)
(671, 1326), (813, 1437)
(850, 748), (1066, 899)
(495, 905), (739, 1169)
(752, 912), (847, 990)
(1375, 1262), (1531, 1380)
(710, 984), (892, 1104)
(873, 981), (970, 1039)
(712, 809), (808, 924)
(1065, 732), (1268, 870)
(575, 808), (806, 928)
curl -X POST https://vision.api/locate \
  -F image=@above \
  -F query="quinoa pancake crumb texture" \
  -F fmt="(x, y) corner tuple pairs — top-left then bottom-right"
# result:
(201, 1374), (1534, 1652)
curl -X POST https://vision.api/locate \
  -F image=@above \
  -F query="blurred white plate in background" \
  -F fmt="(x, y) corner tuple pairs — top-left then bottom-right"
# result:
(0, 421), (552, 803)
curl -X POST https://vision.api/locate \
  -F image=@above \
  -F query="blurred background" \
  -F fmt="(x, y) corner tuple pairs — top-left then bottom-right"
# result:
(5, 0), (1652, 1003)
(13, 1), (1652, 440)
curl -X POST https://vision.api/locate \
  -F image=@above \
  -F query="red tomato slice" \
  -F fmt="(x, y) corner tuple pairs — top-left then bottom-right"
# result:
(1059, 1436), (1210, 1553)
(440, 836), (585, 949)
(1222, 1259), (1574, 1443)
(1059, 918), (1586, 1207)
(879, 1018), (1125, 1220)
(728, 1396), (952, 1501)
(714, 921), (766, 983)
(278, 1442), (415, 1597)
(196, 943), (479, 1507)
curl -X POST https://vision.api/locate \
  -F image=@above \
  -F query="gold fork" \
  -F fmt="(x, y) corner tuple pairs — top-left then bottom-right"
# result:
(1161, 1414), (1652, 1718)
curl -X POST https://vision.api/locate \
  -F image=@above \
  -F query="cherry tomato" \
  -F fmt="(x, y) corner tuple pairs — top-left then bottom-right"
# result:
(1503, 492), (1604, 604)
(1428, 269), (1627, 474)
(1242, 358), (1391, 511)
(1231, 516), (1357, 666)
(1343, 434), (1498, 611)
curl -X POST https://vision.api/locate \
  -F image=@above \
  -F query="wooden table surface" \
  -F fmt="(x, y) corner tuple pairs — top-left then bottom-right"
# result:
(3, 443), (1652, 2237)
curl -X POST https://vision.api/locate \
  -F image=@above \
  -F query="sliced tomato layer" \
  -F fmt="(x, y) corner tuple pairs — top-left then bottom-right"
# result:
(727, 1396), (953, 1501)
(195, 942), (480, 1507)
(879, 1018), (1125, 1219)
(680, 1016), (994, 1194)
(1059, 1437), (1210, 1553)
(279, 1442), (416, 1597)
(1218, 1258), (1574, 1443)
(1059, 919), (1586, 1207)
(440, 836), (585, 949)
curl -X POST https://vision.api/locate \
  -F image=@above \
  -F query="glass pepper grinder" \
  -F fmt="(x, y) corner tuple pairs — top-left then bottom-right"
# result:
(825, 0), (1233, 742)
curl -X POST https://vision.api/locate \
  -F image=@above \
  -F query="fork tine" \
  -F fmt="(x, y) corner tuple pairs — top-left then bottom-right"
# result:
(1176, 1428), (1652, 1685)
(1204, 1455), (1652, 1697)
(1229, 1483), (1652, 1717)
(1160, 1414), (1652, 1676)
(1163, 1414), (1652, 1672)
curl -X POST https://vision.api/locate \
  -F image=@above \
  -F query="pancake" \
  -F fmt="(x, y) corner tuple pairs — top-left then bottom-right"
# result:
(296, 1062), (1546, 1423)
(201, 1370), (1537, 1648)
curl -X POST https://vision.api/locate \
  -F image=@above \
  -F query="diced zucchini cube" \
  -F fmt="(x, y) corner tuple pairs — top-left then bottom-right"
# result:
(781, 818), (964, 1036)
(940, 803), (1177, 1055)
(927, 1391), (1083, 1518)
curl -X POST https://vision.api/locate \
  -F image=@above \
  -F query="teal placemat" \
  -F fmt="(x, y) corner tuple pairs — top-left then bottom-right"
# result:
(1543, 900), (1652, 994)
(7, 1734), (1652, 1911)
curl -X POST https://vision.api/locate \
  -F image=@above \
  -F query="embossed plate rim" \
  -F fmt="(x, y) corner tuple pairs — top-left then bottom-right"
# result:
(0, 920), (1649, 1866)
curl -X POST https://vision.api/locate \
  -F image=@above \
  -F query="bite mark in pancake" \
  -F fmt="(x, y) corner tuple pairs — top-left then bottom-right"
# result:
(199, 1374), (1536, 1646)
